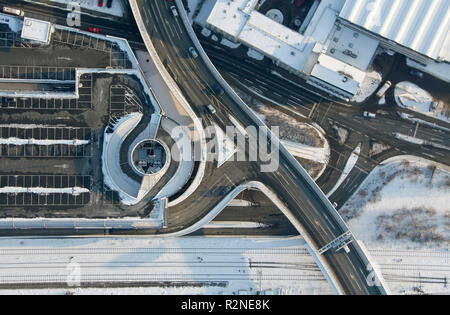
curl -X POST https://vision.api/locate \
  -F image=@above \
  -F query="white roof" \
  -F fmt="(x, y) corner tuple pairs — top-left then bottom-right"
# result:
(339, 0), (450, 62)
(206, 0), (258, 38)
(21, 18), (51, 43)
(311, 54), (366, 95)
(207, 0), (344, 72)
(325, 24), (379, 70)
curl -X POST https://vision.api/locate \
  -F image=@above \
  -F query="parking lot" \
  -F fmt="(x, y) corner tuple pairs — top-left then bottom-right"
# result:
(0, 175), (91, 207)
(0, 126), (92, 157)
(0, 21), (156, 219)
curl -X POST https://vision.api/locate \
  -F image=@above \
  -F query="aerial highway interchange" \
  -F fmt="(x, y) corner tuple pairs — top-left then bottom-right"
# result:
(0, 0), (448, 296)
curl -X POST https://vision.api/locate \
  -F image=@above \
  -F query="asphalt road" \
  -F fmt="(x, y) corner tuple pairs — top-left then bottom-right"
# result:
(0, 0), (144, 45)
(203, 46), (450, 207)
(135, 0), (385, 295)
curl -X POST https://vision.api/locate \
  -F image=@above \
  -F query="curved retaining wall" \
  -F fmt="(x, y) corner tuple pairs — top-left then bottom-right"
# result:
(129, 0), (207, 208)
(174, 0), (389, 295)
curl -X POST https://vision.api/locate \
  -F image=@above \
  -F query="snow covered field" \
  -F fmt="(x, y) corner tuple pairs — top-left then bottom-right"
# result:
(0, 237), (333, 295)
(189, 0), (217, 26)
(341, 156), (450, 251)
(352, 69), (382, 103)
(395, 82), (449, 123)
(0, 236), (448, 295)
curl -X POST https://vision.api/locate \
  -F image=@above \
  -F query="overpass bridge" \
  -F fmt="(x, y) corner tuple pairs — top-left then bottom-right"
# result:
(129, 0), (389, 295)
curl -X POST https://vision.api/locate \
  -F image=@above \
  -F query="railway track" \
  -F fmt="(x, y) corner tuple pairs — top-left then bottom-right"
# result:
(0, 247), (310, 256)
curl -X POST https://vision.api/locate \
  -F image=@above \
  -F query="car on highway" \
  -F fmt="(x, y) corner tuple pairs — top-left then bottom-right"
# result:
(106, 0), (113, 8)
(221, 186), (232, 196)
(98, 0), (104, 7)
(206, 104), (216, 114)
(410, 69), (424, 78)
(363, 111), (376, 119)
(170, 5), (178, 17)
(188, 46), (198, 59)
(2, 7), (24, 16)
(212, 83), (224, 96)
(88, 27), (99, 33)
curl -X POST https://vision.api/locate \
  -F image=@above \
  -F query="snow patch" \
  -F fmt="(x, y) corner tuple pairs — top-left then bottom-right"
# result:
(342, 157), (450, 250)
(327, 144), (361, 197)
(352, 69), (382, 103)
(220, 38), (241, 49)
(247, 48), (264, 61)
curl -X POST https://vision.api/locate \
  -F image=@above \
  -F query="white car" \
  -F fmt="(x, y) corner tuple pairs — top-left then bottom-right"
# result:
(170, 5), (178, 17)
(206, 104), (216, 115)
(363, 111), (376, 119)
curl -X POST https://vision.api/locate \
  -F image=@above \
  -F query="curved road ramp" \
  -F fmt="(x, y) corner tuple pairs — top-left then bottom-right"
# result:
(130, 0), (389, 295)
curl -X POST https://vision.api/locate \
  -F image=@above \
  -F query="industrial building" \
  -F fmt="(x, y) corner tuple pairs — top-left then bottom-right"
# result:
(206, 0), (449, 100)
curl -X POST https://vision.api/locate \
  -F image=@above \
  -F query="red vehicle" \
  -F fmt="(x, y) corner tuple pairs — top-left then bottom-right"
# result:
(88, 27), (99, 33)
(98, 0), (104, 7)
(295, 0), (304, 7)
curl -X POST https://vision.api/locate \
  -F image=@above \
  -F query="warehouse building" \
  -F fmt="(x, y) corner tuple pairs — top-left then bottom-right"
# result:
(206, 0), (449, 99)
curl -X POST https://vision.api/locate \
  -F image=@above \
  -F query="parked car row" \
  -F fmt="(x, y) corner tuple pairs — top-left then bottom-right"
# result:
(98, 0), (114, 8)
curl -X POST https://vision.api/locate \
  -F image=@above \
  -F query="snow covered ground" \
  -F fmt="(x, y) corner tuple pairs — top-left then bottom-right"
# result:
(326, 144), (360, 197)
(395, 82), (448, 123)
(220, 38), (241, 49)
(0, 236), (448, 295)
(0, 138), (89, 146)
(352, 69), (382, 103)
(0, 13), (21, 32)
(190, 0), (217, 27)
(407, 58), (450, 83)
(0, 237), (333, 295)
(0, 187), (89, 195)
(247, 48), (265, 61)
(341, 156), (450, 251)
(26, 0), (125, 17)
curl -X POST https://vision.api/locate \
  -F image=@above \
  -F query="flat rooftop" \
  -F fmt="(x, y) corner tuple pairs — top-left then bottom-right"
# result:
(325, 24), (379, 70)
(339, 0), (450, 62)
(207, 0), (346, 73)
(21, 18), (51, 44)
(310, 53), (366, 95)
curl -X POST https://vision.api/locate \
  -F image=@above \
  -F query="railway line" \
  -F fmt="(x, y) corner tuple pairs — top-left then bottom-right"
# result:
(0, 247), (309, 256)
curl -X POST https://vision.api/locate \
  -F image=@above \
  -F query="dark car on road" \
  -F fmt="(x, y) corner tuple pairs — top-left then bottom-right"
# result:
(410, 69), (424, 78)
(212, 83), (224, 96)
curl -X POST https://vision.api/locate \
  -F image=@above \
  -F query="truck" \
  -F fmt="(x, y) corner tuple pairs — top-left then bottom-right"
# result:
(2, 7), (24, 16)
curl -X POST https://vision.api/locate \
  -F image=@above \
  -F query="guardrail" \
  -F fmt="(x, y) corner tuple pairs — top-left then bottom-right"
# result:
(174, 0), (389, 295)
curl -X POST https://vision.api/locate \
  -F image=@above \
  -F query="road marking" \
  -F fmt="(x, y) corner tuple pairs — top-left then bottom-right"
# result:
(224, 174), (234, 186)
(308, 101), (319, 118)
